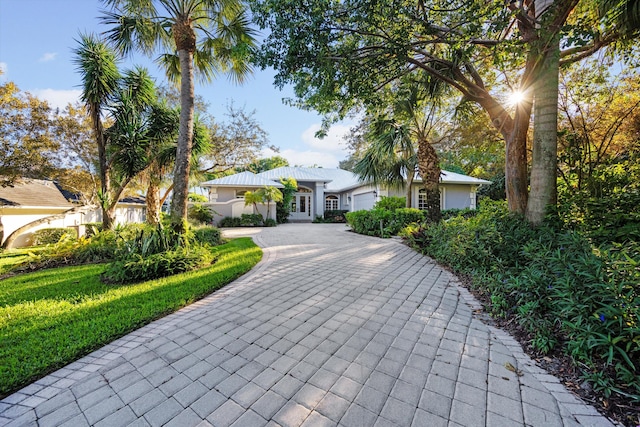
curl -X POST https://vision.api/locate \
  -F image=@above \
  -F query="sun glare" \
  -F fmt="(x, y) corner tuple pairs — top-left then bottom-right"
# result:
(509, 90), (526, 105)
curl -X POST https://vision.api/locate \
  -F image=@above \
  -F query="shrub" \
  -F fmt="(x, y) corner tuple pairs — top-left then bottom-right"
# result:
(404, 200), (640, 401)
(324, 210), (349, 223)
(240, 214), (264, 226)
(218, 217), (241, 227)
(101, 245), (214, 284)
(32, 228), (76, 246)
(188, 203), (216, 225)
(218, 214), (266, 227)
(346, 208), (424, 237)
(374, 196), (406, 211)
(193, 227), (222, 246)
(264, 218), (277, 227)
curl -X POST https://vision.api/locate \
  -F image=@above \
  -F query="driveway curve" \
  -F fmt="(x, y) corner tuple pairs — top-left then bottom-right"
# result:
(0, 224), (614, 427)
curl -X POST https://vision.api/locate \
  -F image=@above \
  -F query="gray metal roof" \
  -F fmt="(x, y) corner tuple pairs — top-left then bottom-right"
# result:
(438, 170), (492, 185)
(257, 167), (331, 183)
(201, 171), (285, 188)
(201, 168), (490, 191)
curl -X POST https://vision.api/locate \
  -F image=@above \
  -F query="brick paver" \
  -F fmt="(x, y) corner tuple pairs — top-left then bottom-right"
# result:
(0, 224), (617, 426)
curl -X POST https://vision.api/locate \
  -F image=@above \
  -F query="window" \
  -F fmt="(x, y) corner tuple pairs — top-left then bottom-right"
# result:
(418, 187), (443, 210)
(417, 189), (427, 210)
(325, 195), (339, 210)
(236, 190), (247, 198)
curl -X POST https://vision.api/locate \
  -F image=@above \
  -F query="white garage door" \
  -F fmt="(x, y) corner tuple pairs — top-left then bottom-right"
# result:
(353, 192), (376, 211)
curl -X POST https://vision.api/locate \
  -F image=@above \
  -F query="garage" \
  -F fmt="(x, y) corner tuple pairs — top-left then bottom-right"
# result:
(353, 191), (376, 211)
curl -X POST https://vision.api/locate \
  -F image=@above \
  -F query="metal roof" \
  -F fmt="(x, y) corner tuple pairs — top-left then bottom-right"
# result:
(201, 168), (490, 191)
(201, 171), (285, 188)
(257, 167), (331, 183)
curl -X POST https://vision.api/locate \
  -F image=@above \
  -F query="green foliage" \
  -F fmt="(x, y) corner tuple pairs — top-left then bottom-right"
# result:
(404, 200), (640, 401)
(0, 238), (261, 396)
(346, 208), (424, 238)
(192, 227), (222, 246)
(102, 245), (213, 284)
(477, 172), (506, 201)
(239, 155), (289, 173)
(218, 214), (264, 227)
(31, 228), (77, 246)
(188, 193), (208, 202)
(277, 177), (297, 223)
(264, 218), (277, 227)
(374, 196), (406, 211)
(188, 203), (216, 224)
(323, 209), (350, 223)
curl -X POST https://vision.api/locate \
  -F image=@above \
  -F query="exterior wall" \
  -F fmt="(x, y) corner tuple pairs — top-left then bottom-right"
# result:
(315, 182), (325, 218)
(0, 207), (85, 248)
(208, 187), (237, 203)
(441, 184), (474, 210)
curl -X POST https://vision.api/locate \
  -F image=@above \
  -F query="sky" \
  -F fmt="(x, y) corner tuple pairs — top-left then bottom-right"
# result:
(0, 0), (354, 168)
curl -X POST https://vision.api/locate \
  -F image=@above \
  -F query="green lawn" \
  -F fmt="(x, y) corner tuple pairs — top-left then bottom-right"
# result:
(0, 237), (262, 397)
(0, 247), (47, 275)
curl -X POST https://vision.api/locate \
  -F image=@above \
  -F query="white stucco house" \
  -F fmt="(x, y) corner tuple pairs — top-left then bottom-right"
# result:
(201, 167), (491, 225)
(0, 179), (147, 248)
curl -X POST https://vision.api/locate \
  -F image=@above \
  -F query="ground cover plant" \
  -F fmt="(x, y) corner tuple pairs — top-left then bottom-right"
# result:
(402, 200), (639, 425)
(0, 237), (261, 397)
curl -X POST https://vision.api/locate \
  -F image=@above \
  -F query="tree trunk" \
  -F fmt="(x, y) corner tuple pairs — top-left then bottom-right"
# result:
(476, 94), (530, 214)
(2, 206), (87, 249)
(170, 32), (196, 235)
(406, 171), (414, 208)
(90, 106), (112, 230)
(146, 165), (162, 225)
(526, 35), (560, 225)
(417, 137), (441, 222)
(0, 215), (4, 246)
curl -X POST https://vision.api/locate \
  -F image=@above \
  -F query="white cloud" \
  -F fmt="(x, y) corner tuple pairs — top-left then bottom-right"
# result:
(262, 121), (355, 168)
(32, 88), (82, 110)
(281, 149), (342, 168)
(301, 123), (351, 152)
(39, 52), (58, 62)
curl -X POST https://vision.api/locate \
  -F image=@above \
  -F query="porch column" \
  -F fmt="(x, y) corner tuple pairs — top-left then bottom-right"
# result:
(315, 182), (325, 218)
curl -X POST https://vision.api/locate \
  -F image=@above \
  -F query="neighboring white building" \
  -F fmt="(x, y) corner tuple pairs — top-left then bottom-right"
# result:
(201, 167), (491, 225)
(0, 179), (147, 248)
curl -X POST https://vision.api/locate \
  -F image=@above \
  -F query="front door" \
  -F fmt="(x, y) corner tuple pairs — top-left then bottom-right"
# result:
(290, 192), (312, 221)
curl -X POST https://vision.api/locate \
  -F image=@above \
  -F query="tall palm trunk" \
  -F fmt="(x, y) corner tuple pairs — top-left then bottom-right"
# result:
(146, 164), (162, 225)
(527, 35), (560, 225)
(417, 137), (441, 222)
(170, 23), (196, 234)
(90, 107), (114, 230)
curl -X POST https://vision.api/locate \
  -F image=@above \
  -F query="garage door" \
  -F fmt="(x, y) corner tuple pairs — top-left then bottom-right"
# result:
(353, 192), (376, 211)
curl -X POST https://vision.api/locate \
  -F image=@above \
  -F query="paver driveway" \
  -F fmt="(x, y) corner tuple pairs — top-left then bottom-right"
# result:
(0, 224), (615, 426)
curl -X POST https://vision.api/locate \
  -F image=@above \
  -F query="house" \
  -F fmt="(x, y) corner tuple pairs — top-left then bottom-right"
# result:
(0, 179), (82, 247)
(0, 179), (147, 248)
(200, 167), (491, 224)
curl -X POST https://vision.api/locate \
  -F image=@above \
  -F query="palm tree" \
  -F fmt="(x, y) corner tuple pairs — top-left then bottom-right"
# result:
(101, 0), (257, 234)
(355, 76), (448, 222)
(74, 36), (159, 229)
(144, 111), (210, 225)
(73, 33), (120, 229)
(260, 186), (283, 222)
(354, 119), (417, 208)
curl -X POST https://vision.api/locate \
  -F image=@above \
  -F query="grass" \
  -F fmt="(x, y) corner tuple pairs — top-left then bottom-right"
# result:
(0, 247), (48, 275)
(0, 237), (262, 397)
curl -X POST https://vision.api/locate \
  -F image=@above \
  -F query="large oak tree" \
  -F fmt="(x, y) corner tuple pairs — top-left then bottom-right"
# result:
(251, 0), (635, 224)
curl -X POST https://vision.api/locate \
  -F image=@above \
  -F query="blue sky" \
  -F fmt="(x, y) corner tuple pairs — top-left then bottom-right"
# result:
(0, 0), (353, 167)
